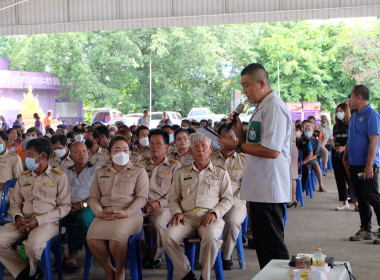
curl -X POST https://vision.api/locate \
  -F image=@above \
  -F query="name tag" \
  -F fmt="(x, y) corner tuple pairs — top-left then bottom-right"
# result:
(100, 176), (109, 178)
(184, 177), (192, 181)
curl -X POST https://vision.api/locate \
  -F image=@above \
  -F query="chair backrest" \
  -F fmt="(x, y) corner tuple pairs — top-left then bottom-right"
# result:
(0, 179), (17, 217)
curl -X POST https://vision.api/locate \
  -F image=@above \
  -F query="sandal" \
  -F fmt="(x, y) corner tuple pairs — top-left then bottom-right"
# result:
(319, 186), (327, 192)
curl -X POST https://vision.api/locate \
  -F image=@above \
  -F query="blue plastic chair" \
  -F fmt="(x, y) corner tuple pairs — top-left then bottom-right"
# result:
(0, 229), (64, 280)
(327, 152), (333, 171)
(0, 178), (17, 225)
(165, 236), (224, 280)
(234, 214), (248, 269)
(83, 230), (143, 280)
(296, 151), (304, 206)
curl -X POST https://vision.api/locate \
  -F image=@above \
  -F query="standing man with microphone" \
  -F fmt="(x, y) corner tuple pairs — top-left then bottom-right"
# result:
(218, 63), (292, 269)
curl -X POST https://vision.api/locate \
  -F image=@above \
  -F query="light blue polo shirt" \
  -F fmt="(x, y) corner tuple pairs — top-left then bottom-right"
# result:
(347, 104), (380, 166)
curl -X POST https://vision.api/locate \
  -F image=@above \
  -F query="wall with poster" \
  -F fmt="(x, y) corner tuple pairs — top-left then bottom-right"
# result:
(286, 101), (321, 124)
(0, 57), (83, 129)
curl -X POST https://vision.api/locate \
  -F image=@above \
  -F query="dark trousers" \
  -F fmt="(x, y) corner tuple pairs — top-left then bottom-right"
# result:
(350, 165), (380, 232)
(332, 153), (357, 202)
(301, 163), (312, 191)
(249, 202), (289, 269)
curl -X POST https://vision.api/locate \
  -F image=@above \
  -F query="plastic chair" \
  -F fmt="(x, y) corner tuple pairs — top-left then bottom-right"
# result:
(0, 179), (17, 225)
(327, 152), (333, 171)
(83, 230), (143, 280)
(234, 214), (248, 269)
(296, 151), (304, 206)
(0, 229), (64, 280)
(165, 236), (224, 280)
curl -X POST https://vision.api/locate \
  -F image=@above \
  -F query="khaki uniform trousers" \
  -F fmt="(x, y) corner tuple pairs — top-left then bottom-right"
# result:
(221, 201), (247, 260)
(162, 212), (224, 280)
(147, 207), (172, 261)
(0, 222), (58, 277)
(321, 146), (329, 169)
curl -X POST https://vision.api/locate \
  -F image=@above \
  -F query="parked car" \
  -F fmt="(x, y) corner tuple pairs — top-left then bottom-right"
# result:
(187, 108), (212, 119)
(150, 111), (183, 129)
(91, 109), (123, 124)
(195, 115), (226, 124)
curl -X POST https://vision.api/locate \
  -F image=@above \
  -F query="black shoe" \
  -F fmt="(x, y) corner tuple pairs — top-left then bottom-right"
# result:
(242, 235), (247, 244)
(149, 256), (162, 269)
(63, 262), (80, 273)
(248, 238), (256, 249)
(223, 257), (233, 270)
(142, 256), (150, 269)
(29, 267), (43, 280)
(16, 266), (30, 280)
(287, 201), (298, 208)
(182, 270), (197, 280)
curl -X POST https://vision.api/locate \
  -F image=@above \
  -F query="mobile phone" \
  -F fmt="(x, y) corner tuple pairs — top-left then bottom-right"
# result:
(357, 172), (364, 180)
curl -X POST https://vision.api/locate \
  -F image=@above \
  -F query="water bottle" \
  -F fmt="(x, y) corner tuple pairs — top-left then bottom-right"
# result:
(312, 248), (325, 266)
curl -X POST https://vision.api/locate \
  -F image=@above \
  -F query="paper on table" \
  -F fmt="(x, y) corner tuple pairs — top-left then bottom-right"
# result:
(195, 126), (222, 141)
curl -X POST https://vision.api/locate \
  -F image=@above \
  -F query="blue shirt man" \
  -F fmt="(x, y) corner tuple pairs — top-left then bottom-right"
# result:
(343, 85), (380, 244)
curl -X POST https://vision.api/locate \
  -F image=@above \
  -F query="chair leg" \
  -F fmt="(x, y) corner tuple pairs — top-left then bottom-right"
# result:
(235, 230), (246, 269)
(41, 241), (54, 280)
(128, 240), (139, 280)
(214, 250), (224, 280)
(51, 237), (64, 280)
(165, 251), (174, 280)
(0, 263), (5, 280)
(184, 241), (195, 271)
(135, 239), (143, 280)
(83, 242), (94, 280)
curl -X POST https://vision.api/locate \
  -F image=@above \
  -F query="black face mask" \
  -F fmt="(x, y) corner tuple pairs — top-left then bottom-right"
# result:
(85, 139), (94, 149)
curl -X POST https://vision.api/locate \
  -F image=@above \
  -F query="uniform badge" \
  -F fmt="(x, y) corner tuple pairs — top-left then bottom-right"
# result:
(231, 167), (241, 170)
(24, 182), (31, 187)
(43, 182), (55, 187)
(208, 176), (219, 181)
(359, 117), (364, 122)
(159, 170), (169, 175)
(123, 174), (131, 178)
(0, 160), (6, 164)
(184, 175), (192, 181)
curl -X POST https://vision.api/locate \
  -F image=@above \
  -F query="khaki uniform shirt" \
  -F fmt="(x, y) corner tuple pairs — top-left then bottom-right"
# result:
(316, 125), (328, 146)
(168, 161), (233, 219)
(0, 149), (23, 184)
(48, 151), (74, 172)
(10, 166), (71, 225)
(88, 146), (111, 167)
(167, 147), (194, 167)
(130, 146), (151, 164)
(211, 151), (245, 203)
(139, 156), (180, 208)
(88, 161), (149, 217)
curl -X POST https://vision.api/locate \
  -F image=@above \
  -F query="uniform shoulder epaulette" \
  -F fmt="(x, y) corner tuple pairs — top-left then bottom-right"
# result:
(135, 163), (144, 168)
(53, 168), (64, 175)
(22, 170), (32, 175)
(241, 153), (246, 157)
(49, 153), (56, 159)
(214, 164), (227, 171)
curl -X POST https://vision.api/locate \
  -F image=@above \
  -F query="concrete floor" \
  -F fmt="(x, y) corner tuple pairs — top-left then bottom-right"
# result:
(2, 171), (380, 279)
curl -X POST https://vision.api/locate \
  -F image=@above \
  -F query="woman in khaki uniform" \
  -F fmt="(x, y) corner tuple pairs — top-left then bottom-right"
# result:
(87, 136), (149, 280)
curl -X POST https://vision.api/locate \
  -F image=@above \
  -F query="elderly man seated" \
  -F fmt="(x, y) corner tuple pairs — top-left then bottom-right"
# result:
(62, 141), (99, 273)
(0, 138), (71, 280)
(163, 132), (233, 280)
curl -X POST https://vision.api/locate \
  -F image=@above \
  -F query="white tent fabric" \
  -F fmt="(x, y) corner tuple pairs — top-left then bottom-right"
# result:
(0, 0), (379, 36)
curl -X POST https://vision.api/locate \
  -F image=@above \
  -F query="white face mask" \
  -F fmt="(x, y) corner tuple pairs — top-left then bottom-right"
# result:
(46, 133), (52, 138)
(295, 131), (302, 138)
(54, 148), (66, 158)
(139, 137), (149, 147)
(112, 152), (130, 166)
(336, 112), (345, 120)
(110, 131), (116, 137)
(74, 134), (85, 142)
(25, 135), (37, 142)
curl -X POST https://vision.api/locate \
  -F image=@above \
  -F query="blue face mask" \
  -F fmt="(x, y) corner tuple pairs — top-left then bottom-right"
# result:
(0, 144), (4, 154)
(25, 155), (41, 171)
(212, 140), (220, 150)
(169, 134), (174, 143)
(304, 132), (313, 138)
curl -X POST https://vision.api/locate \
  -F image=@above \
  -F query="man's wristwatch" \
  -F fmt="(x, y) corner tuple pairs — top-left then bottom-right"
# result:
(235, 141), (243, 153)
(80, 201), (88, 209)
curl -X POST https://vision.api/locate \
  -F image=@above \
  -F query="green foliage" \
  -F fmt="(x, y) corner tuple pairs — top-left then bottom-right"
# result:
(0, 19), (378, 116)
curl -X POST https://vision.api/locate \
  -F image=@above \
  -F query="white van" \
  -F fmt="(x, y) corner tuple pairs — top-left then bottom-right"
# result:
(91, 109), (123, 124)
(150, 112), (183, 129)
(187, 108), (212, 119)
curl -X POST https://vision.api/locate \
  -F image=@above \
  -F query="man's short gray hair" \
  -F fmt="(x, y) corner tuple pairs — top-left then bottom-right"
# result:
(189, 132), (211, 148)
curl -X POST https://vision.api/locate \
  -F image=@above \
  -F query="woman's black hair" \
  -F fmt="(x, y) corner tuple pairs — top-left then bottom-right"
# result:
(107, 136), (129, 152)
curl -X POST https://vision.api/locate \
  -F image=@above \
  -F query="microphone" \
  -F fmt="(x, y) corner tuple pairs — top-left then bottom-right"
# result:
(225, 102), (246, 132)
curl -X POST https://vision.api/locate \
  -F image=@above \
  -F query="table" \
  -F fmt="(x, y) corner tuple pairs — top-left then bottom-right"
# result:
(252, 259), (352, 280)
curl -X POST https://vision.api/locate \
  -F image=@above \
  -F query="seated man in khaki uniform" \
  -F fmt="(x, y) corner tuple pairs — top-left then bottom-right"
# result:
(139, 129), (180, 269)
(163, 132), (233, 280)
(211, 123), (246, 270)
(48, 134), (74, 171)
(84, 129), (111, 167)
(0, 138), (71, 280)
(0, 131), (23, 191)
